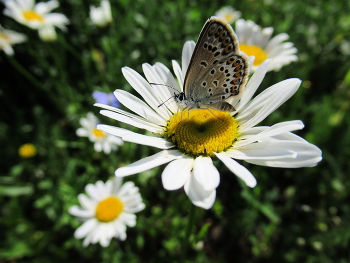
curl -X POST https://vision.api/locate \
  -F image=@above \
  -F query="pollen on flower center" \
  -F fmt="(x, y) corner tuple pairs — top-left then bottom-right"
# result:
(95, 196), (124, 222)
(93, 128), (106, 138)
(23, 10), (44, 22)
(239, 44), (268, 66)
(224, 14), (234, 22)
(0, 33), (10, 43)
(166, 108), (238, 157)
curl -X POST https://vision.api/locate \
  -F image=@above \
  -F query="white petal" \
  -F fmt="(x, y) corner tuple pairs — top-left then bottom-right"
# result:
(91, 224), (103, 244)
(242, 141), (322, 168)
(116, 181), (135, 196)
(112, 176), (123, 193)
(154, 62), (178, 88)
(119, 212), (137, 227)
(74, 218), (98, 238)
(76, 128), (88, 137)
(181, 40), (195, 78)
(215, 152), (257, 188)
(118, 231), (127, 241)
(227, 142), (297, 160)
(94, 142), (103, 152)
(238, 79), (301, 130)
(69, 205), (94, 218)
(124, 203), (145, 213)
(85, 183), (102, 201)
(112, 221), (126, 239)
(151, 68), (180, 113)
(122, 67), (171, 119)
(79, 117), (91, 129)
(115, 150), (184, 177)
(104, 179), (113, 196)
(2, 44), (14, 55)
(184, 173), (216, 209)
(193, 156), (220, 191)
(97, 124), (174, 149)
(99, 233), (111, 247)
(114, 89), (166, 125)
(102, 142), (112, 154)
(78, 194), (96, 210)
(142, 63), (175, 106)
(161, 156), (193, 190)
(96, 103), (162, 131)
(107, 135), (123, 145)
(235, 59), (271, 112)
(123, 133), (174, 149)
(43, 13), (69, 29)
(265, 33), (289, 53)
(34, 0), (59, 14)
(82, 232), (94, 247)
(96, 180), (108, 199)
(98, 224), (112, 247)
(99, 109), (162, 134)
(258, 27), (274, 47)
(234, 120), (304, 148)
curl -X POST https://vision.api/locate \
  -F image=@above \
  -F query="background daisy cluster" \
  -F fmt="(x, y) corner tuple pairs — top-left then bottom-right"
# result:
(0, 0), (349, 262)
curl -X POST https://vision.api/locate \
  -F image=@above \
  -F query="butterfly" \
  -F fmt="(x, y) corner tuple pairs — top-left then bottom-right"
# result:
(174, 16), (249, 112)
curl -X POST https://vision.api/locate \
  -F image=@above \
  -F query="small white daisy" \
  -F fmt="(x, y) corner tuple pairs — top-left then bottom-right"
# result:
(235, 18), (298, 72)
(96, 41), (321, 210)
(2, 0), (69, 41)
(215, 6), (241, 24)
(69, 177), (145, 247)
(89, 0), (112, 27)
(76, 112), (123, 154)
(0, 25), (26, 55)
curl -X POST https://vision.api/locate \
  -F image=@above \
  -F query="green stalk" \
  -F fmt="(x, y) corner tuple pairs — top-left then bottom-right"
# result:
(6, 55), (60, 110)
(180, 203), (196, 262)
(7, 55), (47, 92)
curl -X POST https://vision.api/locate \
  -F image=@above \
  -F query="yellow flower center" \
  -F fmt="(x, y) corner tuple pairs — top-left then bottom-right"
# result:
(22, 10), (44, 22)
(0, 33), (10, 43)
(239, 44), (268, 66)
(224, 13), (234, 23)
(18, 143), (37, 158)
(95, 196), (124, 222)
(166, 108), (238, 157)
(93, 128), (106, 138)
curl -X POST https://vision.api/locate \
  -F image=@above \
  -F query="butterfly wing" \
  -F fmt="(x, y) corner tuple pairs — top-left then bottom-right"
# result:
(183, 17), (249, 111)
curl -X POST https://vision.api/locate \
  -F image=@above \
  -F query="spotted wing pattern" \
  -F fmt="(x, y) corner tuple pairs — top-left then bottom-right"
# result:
(183, 17), (249, 112)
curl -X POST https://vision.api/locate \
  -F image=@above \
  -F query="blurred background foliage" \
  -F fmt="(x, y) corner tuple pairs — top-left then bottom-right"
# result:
(1, 0), (350, 262)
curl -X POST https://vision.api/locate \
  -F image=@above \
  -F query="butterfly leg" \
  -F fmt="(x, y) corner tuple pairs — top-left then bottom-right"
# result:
(201, 107), (223, 120)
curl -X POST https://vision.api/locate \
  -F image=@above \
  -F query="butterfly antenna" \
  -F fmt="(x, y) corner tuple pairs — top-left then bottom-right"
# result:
(157, 96), (175, 108)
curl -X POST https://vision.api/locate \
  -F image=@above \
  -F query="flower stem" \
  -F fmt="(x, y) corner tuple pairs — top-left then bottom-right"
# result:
(6, 55), (47, 92)
(57, 36), (81, 61)
(180, 203), (196, 261)
(6, 55), (61, 110)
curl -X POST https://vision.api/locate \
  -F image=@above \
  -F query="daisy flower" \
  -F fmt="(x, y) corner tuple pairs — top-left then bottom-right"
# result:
(96, 41), (322, 210)
(215, 6), (241, 24)
(76, 112), (123, 154)
(0, 25), (26, 55)
(235, 18), (298, 72)
(18, 143), (37, 158)
(69, 177), (145, 247)
(89, 0), (112, 27)
(2, 0), (69, 41)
